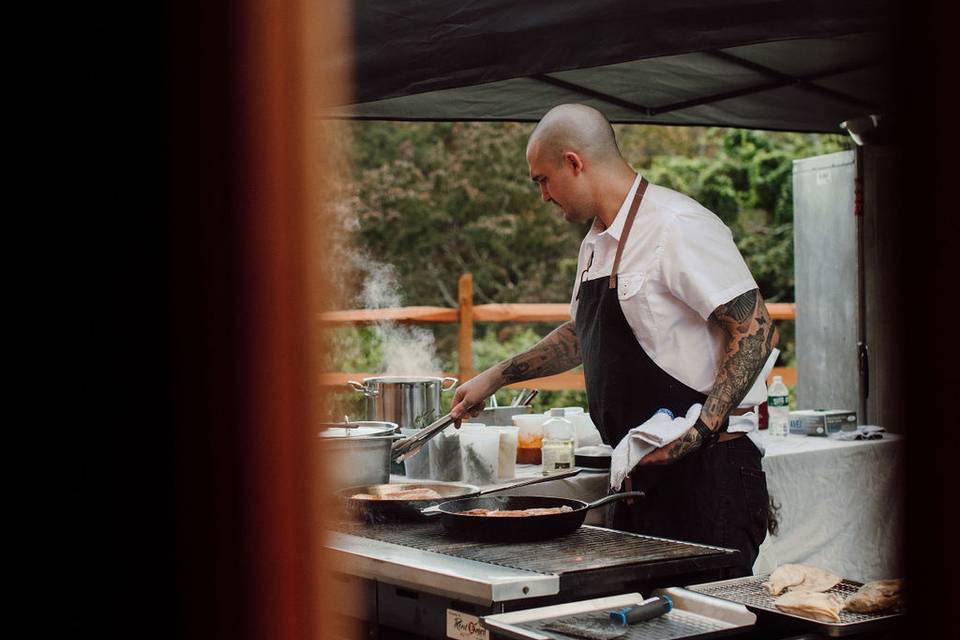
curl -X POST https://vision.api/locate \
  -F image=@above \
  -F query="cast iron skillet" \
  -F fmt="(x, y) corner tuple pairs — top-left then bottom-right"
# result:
(425, 492), (645, 542)
(340, 468), (581, 524)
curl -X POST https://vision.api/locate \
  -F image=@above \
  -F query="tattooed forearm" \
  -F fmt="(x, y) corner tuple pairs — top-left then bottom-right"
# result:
(668, 428), (701, 460)
(499, 321), (581, 385)
(701, 289), (779, 430)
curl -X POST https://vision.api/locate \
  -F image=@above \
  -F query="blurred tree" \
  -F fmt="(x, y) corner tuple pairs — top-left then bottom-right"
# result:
(334, 122), (851, 376)
(346, 122), (584, 309)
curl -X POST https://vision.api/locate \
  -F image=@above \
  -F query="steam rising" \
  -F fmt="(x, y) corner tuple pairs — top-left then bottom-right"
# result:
(354, 253), (442, 376)
(319, 133), (443, 378)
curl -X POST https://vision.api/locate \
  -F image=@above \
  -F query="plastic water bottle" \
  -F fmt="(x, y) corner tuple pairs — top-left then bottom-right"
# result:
(767, 375), (790, 438)
(541, 408), (575, 472)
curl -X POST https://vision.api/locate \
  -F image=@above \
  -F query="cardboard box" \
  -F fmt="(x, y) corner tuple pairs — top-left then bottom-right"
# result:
(789, 410), (858, 436)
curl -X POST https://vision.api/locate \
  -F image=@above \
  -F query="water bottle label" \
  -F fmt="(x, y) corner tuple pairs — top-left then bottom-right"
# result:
(768, 396), (789, 407)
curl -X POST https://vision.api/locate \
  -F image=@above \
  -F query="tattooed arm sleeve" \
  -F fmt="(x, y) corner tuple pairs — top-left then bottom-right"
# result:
(450, 321), (581, 419)
(497, 320), (582, 385)
(700, 289), (780, 431)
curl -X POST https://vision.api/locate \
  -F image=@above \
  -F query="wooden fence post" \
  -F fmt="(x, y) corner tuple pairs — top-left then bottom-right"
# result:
(458, 273), (475, 382)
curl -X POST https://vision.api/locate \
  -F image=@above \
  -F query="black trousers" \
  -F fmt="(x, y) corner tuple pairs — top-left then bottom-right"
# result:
(611, 436), (769, 577)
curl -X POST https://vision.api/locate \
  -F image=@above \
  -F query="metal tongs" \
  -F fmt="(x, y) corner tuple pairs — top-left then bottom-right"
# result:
(390, 402), (483, 463)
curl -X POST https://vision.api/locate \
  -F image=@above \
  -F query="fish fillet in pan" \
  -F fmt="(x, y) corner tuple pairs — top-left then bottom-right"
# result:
(763, 564), (841, 595)
(350, 488), (443, 500)
(774, 591), (844, 623)
(459, 506), (574, 517)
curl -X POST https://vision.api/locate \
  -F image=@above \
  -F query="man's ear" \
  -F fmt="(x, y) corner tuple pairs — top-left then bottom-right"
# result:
(563, 151), (584, 175)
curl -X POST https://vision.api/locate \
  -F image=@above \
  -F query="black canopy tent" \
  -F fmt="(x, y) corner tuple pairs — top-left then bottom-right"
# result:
(324, 0), (895, 133)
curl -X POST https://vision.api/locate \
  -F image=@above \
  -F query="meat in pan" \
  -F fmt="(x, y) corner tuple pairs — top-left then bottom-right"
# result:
(459, 506), (575, 517)
(351, 488), (443, 501)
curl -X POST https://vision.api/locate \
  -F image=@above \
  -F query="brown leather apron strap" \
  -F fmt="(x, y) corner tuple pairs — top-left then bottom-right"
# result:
(608, 177), (649, 290)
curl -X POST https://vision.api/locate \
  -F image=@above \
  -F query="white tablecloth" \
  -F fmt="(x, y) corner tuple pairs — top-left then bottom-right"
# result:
(488, 433), (904, 581)
(751, 431), (904, 582)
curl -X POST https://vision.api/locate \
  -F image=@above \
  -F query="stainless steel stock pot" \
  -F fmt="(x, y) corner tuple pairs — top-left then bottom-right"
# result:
(347, 376), (458, 429)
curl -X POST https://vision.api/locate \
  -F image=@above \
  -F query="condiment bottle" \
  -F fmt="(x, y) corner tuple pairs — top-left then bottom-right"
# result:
(541, 408), (575, 472)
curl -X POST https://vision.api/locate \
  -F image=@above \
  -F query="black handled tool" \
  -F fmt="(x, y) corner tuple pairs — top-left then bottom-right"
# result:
(609, 595), (672, 625)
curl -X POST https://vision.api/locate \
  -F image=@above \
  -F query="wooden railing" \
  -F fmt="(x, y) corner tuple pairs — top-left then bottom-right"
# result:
(319, 273), (797, 390)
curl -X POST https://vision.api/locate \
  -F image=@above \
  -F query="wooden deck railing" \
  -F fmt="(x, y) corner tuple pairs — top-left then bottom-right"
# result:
(320, 273), (797, 390)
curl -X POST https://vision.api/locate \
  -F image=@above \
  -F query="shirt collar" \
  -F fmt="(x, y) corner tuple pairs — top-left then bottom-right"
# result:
(590, 173), (642, 241)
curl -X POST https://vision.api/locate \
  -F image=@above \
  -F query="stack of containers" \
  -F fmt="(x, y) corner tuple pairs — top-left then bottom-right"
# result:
(400, 427), (432, 479)
(459, 424), (500, 484)
(482, 426), (520, 479)
(428, 426), (463, 481)
(512, 413), (549, 464)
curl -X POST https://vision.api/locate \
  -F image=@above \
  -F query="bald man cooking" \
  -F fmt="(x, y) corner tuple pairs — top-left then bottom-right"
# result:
(451, 104), (778, 576)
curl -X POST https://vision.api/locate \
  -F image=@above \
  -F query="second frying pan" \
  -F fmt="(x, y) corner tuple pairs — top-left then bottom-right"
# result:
(427, 492), (645, 542)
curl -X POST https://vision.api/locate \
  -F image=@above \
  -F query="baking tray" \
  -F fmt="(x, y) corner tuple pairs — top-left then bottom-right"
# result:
(482, 588), (755, 640)
(687, 574), (903, 637)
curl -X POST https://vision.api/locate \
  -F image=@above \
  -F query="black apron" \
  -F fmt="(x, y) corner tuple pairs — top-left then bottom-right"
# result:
(574, 178), (769, 577)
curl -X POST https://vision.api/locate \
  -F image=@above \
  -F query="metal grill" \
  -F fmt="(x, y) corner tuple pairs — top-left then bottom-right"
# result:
(688, 574), (901, 634)
(521, 609), (731, 640)
(342, 521), (733, 576)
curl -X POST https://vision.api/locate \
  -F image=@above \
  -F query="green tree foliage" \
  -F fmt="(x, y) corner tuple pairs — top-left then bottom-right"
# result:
(348, 122), (583, 308)
(334, 121), (851, 383)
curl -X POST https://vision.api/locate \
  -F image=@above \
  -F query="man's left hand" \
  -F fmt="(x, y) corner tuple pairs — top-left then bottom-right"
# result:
(638, 425), (703, 465)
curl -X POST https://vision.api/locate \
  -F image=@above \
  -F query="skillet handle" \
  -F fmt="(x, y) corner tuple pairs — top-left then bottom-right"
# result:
(477, 468), (582, 497)
(420, 505), (443, 517)
(585, 491), (645, 510)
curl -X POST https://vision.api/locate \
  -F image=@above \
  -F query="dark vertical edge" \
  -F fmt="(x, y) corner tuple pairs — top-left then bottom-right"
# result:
(898, 0), (959, 636)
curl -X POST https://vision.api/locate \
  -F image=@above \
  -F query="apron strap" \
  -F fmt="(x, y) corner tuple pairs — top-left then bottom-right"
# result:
(609, 177), (649, 290)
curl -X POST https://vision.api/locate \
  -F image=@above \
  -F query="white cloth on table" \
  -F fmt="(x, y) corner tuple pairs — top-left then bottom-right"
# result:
(609, 403), (702, 490)
(752, 432), (904, 582)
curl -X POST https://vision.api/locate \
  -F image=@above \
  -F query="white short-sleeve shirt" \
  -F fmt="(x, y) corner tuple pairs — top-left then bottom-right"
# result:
(570, 174), (768, 408)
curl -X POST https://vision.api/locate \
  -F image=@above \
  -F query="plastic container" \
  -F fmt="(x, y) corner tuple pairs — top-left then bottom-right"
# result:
(459, 427), (500, 485)
(568, 412), (602, 447)
(513, 413), (548, 464)
(767, 375), (790, 438)
(400, 427), (432, 479)
(541, 408), (575, 472)
(428, 426), (463, 481)
(486, 426), (520, 480)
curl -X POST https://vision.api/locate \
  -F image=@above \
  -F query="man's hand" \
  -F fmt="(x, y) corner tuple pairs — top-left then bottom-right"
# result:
(450, 321), (582, 425)
(637, 426), (704, 465)
(450, 368), (501, 425)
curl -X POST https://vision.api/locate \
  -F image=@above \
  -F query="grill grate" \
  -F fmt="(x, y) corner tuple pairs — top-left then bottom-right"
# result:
(519, 609), (730, 640)
(688, 574), (901, 627)
(341, 521), (731, 576)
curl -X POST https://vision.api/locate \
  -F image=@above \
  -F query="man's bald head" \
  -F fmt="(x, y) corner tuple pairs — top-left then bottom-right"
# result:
(527, 104), (623, 168)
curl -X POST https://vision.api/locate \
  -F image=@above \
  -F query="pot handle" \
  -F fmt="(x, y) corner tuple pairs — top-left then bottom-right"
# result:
(440, 377), (459, 391)
(347, 380), (378, 396)
(584, 491), (646, 510)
